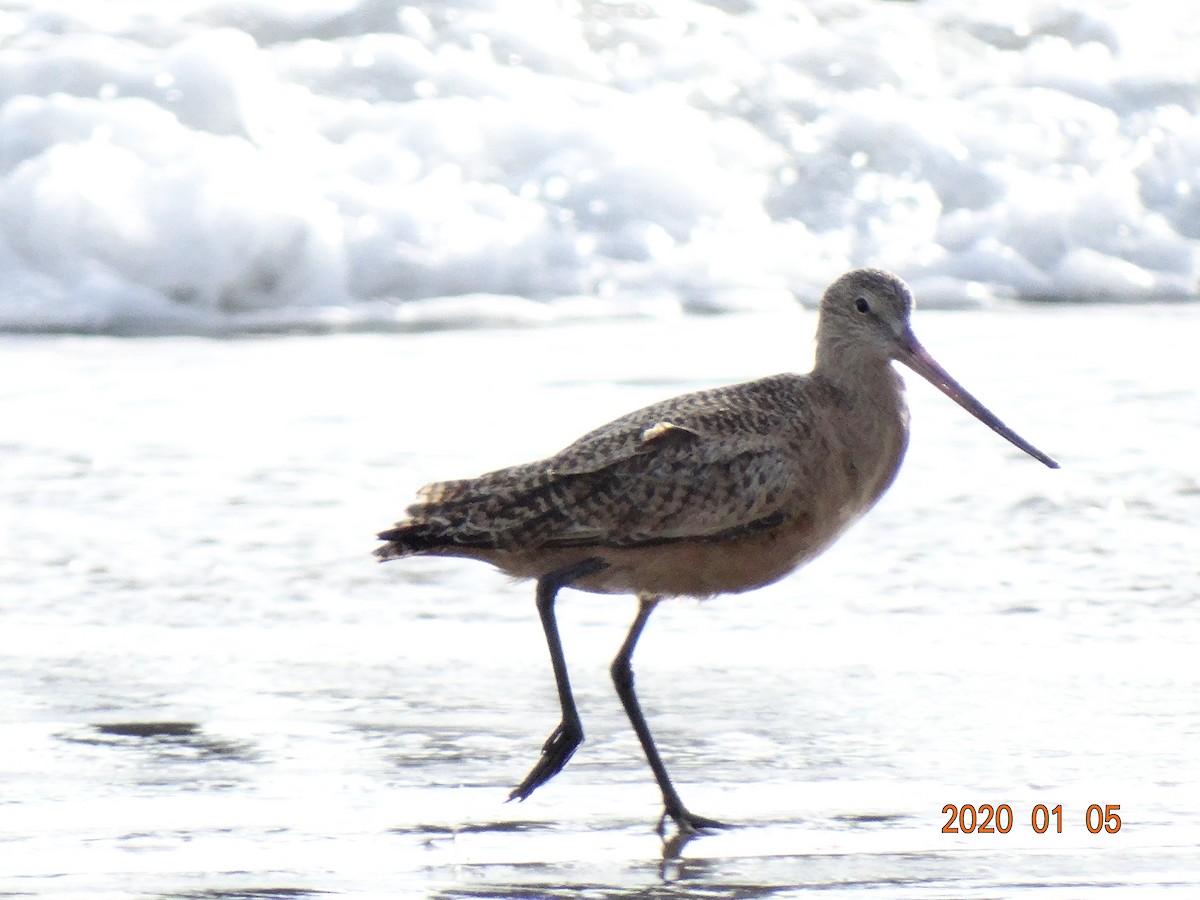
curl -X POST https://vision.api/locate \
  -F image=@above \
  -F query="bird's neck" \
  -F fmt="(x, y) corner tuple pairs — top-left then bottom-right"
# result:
(810, 352), (910, 460)
(809, 357), (911, 514)
(812, 344), (905, 404)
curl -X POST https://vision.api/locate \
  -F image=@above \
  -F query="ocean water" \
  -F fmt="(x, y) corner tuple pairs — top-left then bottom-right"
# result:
(1, 302), (1198, 897)
(0, 0), (1198, 335)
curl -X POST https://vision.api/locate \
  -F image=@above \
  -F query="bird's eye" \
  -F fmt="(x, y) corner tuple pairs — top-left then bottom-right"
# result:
(855, 297), (871, 314)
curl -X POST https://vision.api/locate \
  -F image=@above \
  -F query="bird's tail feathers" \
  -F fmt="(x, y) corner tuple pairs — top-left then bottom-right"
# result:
(373, 521), (446, 561)
(375, 493), (505, 561)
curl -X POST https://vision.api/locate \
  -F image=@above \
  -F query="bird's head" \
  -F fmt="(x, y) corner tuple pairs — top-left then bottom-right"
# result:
(815, 268), (1059, 469)
(816, 267), (918, 367)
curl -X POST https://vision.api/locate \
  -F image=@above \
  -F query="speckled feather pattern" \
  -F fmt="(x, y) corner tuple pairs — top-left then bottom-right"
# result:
(385, 374), (842, 550)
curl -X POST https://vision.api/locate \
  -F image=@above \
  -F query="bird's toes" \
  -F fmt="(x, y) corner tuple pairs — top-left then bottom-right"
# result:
(660, 806), (730, 836)
(507, 719), (583, 802)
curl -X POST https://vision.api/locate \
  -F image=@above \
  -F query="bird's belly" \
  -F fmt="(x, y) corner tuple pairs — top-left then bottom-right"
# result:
(598, 531), (834, 597)
(488, 507), (859, 599)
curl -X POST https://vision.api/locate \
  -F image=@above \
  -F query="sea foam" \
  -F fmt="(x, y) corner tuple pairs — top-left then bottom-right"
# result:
(0, 0), (1196, 333)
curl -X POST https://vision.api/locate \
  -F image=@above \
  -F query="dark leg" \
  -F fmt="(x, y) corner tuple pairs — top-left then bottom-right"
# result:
(611, 595), (727, 834)
(509, 557), (607, 802)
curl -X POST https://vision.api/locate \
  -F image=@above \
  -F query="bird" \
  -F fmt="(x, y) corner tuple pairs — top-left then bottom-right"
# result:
(375, 268), (1058, 834)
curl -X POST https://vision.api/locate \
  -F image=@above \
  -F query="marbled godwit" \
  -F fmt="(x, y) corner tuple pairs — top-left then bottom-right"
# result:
(376, 268), (1058, 833)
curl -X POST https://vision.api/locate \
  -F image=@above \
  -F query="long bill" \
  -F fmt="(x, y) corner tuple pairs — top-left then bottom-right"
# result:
(899, 339), (1060, 469)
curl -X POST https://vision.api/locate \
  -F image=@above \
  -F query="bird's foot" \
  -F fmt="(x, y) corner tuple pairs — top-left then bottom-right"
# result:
(658, 805), (730, 836)
(508, 718), (583, 802)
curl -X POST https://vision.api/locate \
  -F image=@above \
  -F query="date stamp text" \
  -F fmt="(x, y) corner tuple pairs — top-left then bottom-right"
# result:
(941, 803), (1122, 834)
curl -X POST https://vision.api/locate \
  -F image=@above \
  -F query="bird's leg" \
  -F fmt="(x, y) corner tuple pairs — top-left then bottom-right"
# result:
(509, 557), (607, 802)
(611, 595), (728, 834)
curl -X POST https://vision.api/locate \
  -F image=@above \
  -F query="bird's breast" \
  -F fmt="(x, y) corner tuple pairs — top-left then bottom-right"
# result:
(821, 370), (910, 513)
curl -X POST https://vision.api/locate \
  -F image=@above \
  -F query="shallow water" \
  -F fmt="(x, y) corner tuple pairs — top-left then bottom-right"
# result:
(1, 303), (1198, 897)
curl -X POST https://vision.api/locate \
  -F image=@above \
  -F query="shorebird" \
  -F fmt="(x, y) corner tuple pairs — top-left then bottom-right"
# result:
(376, 268), (1058, 834)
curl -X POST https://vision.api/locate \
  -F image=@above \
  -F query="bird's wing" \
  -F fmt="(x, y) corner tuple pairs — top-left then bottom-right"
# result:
(407, 401), (805, 551)
(538, 417), (798, 547)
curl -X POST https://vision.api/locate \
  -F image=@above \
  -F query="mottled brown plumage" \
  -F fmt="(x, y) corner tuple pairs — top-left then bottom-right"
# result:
(375, 268), (1057, 835)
